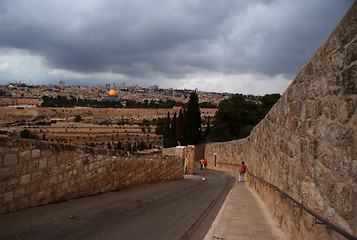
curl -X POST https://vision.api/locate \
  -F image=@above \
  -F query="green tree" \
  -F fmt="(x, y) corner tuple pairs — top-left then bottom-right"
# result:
(210, 93), (280, 141)
(20, 129), (31, 139)
(204, 116), (211, 141)
(155, 118), (166, 135)
(206, 123), (231, 142)
(176, 109), (184, 144)
(125, 142), (132, 151)
(74, 114), (82, 122)
(116, 141), (124, 150)
(88, 143), (96, 148)
(180, 91), (202, 145)
(260, 93), (281, 117)
(213, 94), (260, 140)
(20, 129), (38, 139)
(169, 112), (177, 147)
(163, 112), (171, 148)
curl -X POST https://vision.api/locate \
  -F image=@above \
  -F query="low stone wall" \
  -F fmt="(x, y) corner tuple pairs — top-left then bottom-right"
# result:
(206, 3), (356, 240)
(162, 145), (194, 175)
(0, 136), (183, 214)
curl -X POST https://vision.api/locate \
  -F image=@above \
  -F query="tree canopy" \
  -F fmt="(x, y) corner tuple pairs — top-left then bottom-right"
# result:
(156, 92), (280, 146)
(207, 93), (280, 142)
(159, 91), (202, 147)
(180, 91), (202, 146)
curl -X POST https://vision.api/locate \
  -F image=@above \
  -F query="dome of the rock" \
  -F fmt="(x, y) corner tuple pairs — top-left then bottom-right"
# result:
(108, 89), (118, 96)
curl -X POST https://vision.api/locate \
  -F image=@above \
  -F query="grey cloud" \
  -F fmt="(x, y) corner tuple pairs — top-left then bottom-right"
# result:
(0, 0), (353, 83)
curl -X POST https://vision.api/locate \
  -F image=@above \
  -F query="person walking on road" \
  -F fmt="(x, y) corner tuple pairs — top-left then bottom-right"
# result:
(239, 162), (246, 182)
(200, 159), (204, 170)
(203, 159), (208, 169)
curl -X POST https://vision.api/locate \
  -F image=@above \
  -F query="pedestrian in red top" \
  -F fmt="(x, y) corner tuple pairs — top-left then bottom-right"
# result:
(239, 162), (246, 182)
(203, 159), (208, 169)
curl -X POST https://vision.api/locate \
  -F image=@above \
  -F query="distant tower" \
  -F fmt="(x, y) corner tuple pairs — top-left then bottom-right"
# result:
(121, 82), (126, 88)
(59, 80), (65, 89)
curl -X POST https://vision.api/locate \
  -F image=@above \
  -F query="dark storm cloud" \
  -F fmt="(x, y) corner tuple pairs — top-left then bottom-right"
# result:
(0, 0), (353, 81)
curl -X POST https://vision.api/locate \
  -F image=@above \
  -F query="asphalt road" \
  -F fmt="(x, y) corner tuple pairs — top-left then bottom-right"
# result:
(0, 168), (235, 240)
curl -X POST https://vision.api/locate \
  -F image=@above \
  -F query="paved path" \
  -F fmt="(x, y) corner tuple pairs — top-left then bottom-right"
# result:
(204, 171), (288, 240)
(0, 169), (234, 240)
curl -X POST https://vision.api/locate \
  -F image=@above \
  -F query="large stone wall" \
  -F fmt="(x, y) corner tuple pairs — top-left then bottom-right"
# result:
(0, 136), (183, 214)
(205, 3), (356, 240)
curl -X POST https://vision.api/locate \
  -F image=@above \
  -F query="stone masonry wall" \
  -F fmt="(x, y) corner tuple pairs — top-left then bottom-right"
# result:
(205, 3), (356, 240)
(0, 136), (183, 214)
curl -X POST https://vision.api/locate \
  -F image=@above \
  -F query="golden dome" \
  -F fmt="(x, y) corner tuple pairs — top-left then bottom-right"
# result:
(108, 89), (118, 96)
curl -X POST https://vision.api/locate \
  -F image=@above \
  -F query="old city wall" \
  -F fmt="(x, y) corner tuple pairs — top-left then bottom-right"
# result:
(0, 136), (183, 214)
(205, 3), (356, 240)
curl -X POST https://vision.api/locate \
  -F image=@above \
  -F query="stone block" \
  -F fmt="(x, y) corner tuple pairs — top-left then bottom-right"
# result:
(0, 167), (14, 181)
(39, 179), (48, 191)
(62, 181), (68, 190)
(31, 149), (41, 159)
(58, 174), (63, 183)
(331, 48), (345, 70)
(75, 159), (83, 168)
(49, 176), (58, 186)
(65, 162), (74, 171)
(306, 101), (322, 120)
(318, 149), (333, 170)
(51, 166), (59, 175)
(7, 178), (19, 191)
(26, 184), (38, 195)
(0, 182), (6, 193)
(18, 196), (29, 209)
(338, 98), (354, 124)
(326, 124), (353, 147)
(332, 151), (349, 178)
(37, 191), (45, 201)
(328, 100), (337, 120)
(335, 182), (353, 220)
(47, 156), (57, 167)
(41, 149), (53, 158)
(8, 202), (16, 213)
(19, 150), (31, 163)
(57, 153), (68, 164)
(39, 158), (47, 169)
(89, 163), (95, 171)
(352, 160), (357, 182)
(42, 169), (51, 178)
(55, 192), (67, 202)
(3, 153), (18, 166)
(3, 192), (13, 203)
(341, 64), (357, 94)
(15, 163), (27, 176)
(31, 172), (42, 182)
(59, 164), (66, 173)
(28, 160), (40, 173)
(345, 39), (357, 65)
(14, 188), (25, 199)
(20, 174), (31, 185)
(29, 193), (38, 207)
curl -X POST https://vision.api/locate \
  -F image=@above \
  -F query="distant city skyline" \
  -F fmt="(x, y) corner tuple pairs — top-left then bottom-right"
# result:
(0, 0), (353, 95)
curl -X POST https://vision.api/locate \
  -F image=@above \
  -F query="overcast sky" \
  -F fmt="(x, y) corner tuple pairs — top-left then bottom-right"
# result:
(0, 0), (353, 95)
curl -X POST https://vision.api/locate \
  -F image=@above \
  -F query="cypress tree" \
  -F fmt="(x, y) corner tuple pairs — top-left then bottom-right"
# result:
(181, 91), (202, 145)
(204, 116), (211, 141)
(163, 112), (171, 148)
(169, 112), (177, 147)
(176, 109), (184, 145)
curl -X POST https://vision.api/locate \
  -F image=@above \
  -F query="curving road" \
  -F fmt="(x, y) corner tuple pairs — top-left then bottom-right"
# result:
(0, 168), (235, 240)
